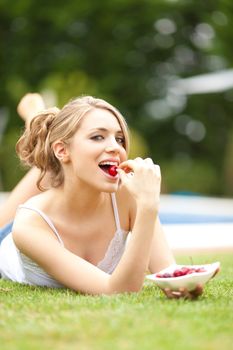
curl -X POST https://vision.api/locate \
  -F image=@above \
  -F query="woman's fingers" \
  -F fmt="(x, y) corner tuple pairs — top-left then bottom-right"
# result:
(163, 288), (185, 299)
(144, 157), (154, 166)
(119, 159), (140, 173)
(118, 158), (157, 185)
(153, 164), (161, 177)
(189, 284), (203, 298)
(117, 168), (130, 182)
(162, 288), (174, 299)
(162, 284), (203, 300)
(118, 157), (161, 209)
(119, 157), (157, 173)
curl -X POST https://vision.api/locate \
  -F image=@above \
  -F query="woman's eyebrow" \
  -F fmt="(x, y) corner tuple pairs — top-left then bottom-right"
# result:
(89, 127), (108, 132)
(89, 127), (123, 133)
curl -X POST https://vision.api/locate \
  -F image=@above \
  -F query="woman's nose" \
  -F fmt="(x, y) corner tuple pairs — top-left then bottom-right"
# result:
(105, 138), (120, 153)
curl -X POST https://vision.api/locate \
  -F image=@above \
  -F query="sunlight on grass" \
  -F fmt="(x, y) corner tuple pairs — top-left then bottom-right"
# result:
(0, 253), (232, 350)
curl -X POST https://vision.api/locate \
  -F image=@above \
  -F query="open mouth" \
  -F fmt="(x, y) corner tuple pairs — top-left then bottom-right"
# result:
(98, 162), (118, 177)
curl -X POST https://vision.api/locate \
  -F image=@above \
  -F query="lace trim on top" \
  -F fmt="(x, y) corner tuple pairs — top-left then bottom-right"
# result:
(97, 227), (127, 274)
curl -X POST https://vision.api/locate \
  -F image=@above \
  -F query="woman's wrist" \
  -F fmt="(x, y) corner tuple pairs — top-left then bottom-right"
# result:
(136, 200), (159, 214)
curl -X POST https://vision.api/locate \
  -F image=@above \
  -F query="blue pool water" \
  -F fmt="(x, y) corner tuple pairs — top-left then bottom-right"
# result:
(159, 213), (233, 225)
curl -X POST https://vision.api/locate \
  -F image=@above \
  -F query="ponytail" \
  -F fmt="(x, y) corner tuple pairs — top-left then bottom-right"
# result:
(16, 107), (61, 190)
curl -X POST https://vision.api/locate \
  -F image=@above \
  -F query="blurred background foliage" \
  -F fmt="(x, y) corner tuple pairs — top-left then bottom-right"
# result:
(0, 0), (233, 196)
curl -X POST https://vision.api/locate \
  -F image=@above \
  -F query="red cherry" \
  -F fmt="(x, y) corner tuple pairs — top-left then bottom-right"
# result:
(195, 267), (206, 273)
(108, 165), (118, 176)
(173, 269), (184, 277)
(161, 272), (172, 278)
(155, 266), (207, 279)
(180, 267), (191, 275)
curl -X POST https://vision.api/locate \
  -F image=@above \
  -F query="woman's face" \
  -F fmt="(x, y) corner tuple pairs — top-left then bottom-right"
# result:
(67, 108), (127, 192)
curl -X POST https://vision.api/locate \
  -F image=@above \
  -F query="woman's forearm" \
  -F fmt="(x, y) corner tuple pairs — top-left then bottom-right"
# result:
(149, 219), (176, 273)
(108, 205), (157, 293)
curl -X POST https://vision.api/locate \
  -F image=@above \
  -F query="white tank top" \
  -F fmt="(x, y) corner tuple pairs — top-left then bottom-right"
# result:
(0, 193), (128, 288)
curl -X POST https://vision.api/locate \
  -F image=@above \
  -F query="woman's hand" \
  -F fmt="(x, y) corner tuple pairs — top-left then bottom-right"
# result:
(160, 266), (219, 300)
(118, 157), (161, 211)
(161, 284), (203, 300)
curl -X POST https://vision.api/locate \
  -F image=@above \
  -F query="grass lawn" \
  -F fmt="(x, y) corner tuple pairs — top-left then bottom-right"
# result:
(0, 252), (232, 350)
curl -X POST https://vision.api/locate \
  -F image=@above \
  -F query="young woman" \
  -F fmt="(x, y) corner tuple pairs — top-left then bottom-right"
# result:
(0, 93), (202, 298)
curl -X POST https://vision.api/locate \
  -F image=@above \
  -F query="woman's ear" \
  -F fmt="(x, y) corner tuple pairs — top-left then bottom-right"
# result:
(52, 141), (70, 163)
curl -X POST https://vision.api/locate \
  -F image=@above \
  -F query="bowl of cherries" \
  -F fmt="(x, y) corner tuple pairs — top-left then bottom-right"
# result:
(146, 262), (220, 291)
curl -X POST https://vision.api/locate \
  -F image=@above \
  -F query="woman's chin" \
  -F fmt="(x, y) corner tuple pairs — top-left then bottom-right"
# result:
(100, 181), (119, 193)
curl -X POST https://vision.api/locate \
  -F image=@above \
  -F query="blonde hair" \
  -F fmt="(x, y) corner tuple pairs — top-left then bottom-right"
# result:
(16, 96), (130, 190)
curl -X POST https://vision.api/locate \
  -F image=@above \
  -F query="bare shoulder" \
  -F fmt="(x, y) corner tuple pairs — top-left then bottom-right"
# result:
(12, 195), (56, 250)
(12, 198), (111, 294)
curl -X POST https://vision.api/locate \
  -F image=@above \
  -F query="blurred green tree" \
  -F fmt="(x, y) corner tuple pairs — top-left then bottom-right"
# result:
(0, 0), (233, 196)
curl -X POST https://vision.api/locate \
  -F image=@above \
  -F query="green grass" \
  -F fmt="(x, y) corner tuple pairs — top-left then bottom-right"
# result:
(0, 253), (232, 350)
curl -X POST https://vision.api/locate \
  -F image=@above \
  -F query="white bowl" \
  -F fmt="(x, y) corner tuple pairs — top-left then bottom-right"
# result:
(146, 261), (220, 292)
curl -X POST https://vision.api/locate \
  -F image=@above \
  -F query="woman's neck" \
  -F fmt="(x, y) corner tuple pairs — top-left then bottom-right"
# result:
(50, 181), (108, 218)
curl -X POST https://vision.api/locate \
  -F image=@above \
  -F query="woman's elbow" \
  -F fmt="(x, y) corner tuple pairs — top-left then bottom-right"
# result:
(107, 280), (143, 295)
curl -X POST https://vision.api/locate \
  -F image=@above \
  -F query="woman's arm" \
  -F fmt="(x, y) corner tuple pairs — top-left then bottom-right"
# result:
(108, 204), (158, 292)
(148, 218), (175, 273)
(125, 164), (202, 299)
(13, 158), (161, 294)
(13, 220), (110, 294)
(148, 216), (203, 299)
(12, 206), (157, 294)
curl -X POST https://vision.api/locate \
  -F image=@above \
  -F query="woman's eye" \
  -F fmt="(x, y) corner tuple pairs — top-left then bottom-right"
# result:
(116, 137), (125, 145)
(91, 135), (104, 141)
